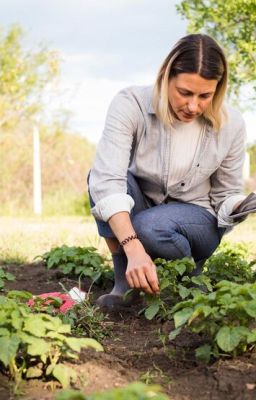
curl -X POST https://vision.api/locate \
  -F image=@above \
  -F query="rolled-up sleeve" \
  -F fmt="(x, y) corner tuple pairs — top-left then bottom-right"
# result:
(209, 115), (247, 227)
(89, 88), (140, 222)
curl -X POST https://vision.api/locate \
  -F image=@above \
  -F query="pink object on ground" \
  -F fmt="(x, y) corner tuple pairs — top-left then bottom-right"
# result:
(28, 292), (77, 314)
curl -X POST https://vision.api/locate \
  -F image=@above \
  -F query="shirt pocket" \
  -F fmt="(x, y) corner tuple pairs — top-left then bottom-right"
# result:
(189, 165), (219, 187)
(196, 165), (219, 178)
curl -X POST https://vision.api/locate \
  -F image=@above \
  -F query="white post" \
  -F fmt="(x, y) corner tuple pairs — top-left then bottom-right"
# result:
(33, 125), (42, 215)
(243, 152), (250, 180)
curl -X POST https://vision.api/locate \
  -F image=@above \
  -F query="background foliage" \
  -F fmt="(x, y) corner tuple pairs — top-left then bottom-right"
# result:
(176, 0), (256, 105)
(0, 126), (94, 215)
(0, 25), (94, 216)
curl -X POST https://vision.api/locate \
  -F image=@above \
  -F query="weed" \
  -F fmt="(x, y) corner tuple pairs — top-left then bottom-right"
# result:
(61, 298), (111, 342)
(140, 363), (170, 385)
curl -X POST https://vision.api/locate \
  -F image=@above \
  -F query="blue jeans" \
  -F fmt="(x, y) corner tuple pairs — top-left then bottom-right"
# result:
(88, 172), (225, 264)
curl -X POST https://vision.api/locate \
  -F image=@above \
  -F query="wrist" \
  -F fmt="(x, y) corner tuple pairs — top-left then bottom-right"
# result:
(123, 238), (143, 256)
(119, 233), (138, 247)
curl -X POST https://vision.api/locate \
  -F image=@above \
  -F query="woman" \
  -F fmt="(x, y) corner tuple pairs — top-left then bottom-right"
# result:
(88, 34), (246, 309)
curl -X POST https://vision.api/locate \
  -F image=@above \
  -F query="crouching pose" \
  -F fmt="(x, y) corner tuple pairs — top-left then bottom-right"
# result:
(88, 34), (247, 309)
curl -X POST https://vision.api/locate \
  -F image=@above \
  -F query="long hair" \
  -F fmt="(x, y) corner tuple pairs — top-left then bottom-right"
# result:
(153, 34), (228, 131)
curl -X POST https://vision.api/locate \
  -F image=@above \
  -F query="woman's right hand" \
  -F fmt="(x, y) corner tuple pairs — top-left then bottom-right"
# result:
(124, 240), (160, 294)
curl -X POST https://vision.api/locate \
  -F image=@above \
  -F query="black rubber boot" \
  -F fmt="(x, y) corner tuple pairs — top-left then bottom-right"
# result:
(190, 259), (207, 292)
(191, 259), (205, 276)
(96, 251), (140, 310)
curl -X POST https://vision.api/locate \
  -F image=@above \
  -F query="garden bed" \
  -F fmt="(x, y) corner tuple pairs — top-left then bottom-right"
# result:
(2, 261), (256, 400)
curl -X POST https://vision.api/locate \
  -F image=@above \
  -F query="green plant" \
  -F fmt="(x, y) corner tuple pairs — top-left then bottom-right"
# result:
(0, 292), (103, 390)
(61, 298), (111, 342)
(204, 242), (255, 284)
(140, 257), (212, 321)
(0, 267), (15, 290)
(39, 245), (114, 286)
(55, 382), (169, 400)
(170, 280), (256, 362)
(25, 280), (111, 342)
(140, 363), (170, 385)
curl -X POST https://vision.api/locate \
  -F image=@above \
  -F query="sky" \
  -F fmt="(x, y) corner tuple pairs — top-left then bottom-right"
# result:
(0, 0), (255, 144)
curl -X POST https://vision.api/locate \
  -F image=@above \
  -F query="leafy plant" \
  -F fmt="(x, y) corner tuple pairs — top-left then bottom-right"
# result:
(170, 280), (256, 362)
(204, 242), (255, 284)
(39, 245), (114, 286)
(0, 293), (103, 390)
(0, 267), (15, 290)
(140, 257), (212, 321)
(55, 382), (169, 400)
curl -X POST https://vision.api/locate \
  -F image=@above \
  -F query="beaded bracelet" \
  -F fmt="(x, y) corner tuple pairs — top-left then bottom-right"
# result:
(120, 233), (139, 247)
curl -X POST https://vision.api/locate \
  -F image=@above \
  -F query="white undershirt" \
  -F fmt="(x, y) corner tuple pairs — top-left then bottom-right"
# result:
(169, 118), (203, 185)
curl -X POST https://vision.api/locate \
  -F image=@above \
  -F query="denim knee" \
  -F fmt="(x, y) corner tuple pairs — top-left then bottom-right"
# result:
(132, 211), (189, 260)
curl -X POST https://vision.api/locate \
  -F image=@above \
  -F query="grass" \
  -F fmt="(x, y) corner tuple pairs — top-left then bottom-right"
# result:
(0, 216), (110, 264)
(0, 215), (256, 264)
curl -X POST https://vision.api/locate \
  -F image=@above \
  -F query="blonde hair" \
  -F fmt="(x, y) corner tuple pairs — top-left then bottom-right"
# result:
(153, 34), (228, 131)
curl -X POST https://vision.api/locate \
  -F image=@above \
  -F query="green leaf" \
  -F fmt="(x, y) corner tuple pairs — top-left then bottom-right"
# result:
(195, 344), (211, 363)
(26, 365), (43, 378)
(11, 310), (23, 330)
(247, 329), (256, 344)
(175, 263), (186, 276)
(174, 307), (193, 328)
(144, 304), (160, 320)
(0, 328), (10, 336)
(0, 335), (20, 367)
(169, 327), (182, 341)
(243, 300), (256, 318)
(188, 306), (212, 325)
(65, 337), (103, 352)
(46, 331), (66, 341)
(160, 278), (170, 290)
(52, 364), (77, 388)
(23, 315), (47, 337)
(7, 290), (33, 300)
(178, 284), (191, 299)
(216, 326), (242, 352)
(55, 390), (86, 400)
(27, 338), (52, 356)
(5, 272), (15, 281)
(79, 338), (103, 352)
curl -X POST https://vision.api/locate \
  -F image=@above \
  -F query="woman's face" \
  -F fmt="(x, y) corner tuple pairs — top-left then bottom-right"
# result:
(168, 73), (218, 122)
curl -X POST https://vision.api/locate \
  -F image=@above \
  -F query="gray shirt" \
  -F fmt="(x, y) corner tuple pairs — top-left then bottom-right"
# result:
(89, 85), (246, 226)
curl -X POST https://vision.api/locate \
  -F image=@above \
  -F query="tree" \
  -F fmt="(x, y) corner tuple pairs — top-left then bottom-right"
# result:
(0, 25), (59, 129)
(176, 0), (256, 105)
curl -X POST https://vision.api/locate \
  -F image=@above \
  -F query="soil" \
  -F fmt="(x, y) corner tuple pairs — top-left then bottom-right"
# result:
(1, 262), (256, 400)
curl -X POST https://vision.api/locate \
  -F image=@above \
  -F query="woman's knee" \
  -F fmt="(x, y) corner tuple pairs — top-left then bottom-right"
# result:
(132, 210), (189, 259)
